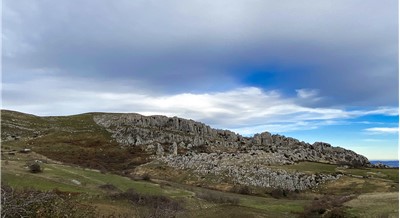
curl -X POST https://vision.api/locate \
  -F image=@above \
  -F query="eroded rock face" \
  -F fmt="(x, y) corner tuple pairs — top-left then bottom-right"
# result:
(93, 113), (370, 167)
(158, 153), (340, 191)
(94, 113), (243, 153)
(94, 113), (368, 190)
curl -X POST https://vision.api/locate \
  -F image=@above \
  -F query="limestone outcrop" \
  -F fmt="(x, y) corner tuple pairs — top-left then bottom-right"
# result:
(94, 113), (370, 167)
(159, 152), (340, 191)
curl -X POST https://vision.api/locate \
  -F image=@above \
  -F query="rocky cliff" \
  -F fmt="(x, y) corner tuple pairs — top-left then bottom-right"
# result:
(94, 113), (370, 167)
(93, 113), (373, 191)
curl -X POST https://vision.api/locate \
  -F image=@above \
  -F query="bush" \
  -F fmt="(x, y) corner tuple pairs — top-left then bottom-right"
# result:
(28, 162), (42, 173)
(231, 185), (251, 195)
(110, 188), (183, 217)
(299, 195), (352, 218)
(196, 191), (240, 205)
(142, 173), (151, 181)
(271, 189), (286, 198)
(98, 183), (120, 192)
(1, 185), (97, 218)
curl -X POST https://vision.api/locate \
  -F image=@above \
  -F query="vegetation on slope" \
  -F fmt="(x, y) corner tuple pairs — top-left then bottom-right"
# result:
(2, 150), (312, 217)
(1, 110), (150, 173)
(1, 110), (398, 217)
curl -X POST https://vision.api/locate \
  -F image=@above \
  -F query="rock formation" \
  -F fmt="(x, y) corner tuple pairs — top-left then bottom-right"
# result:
(93, 113), (370, 167)
(159, 153), (340, 191)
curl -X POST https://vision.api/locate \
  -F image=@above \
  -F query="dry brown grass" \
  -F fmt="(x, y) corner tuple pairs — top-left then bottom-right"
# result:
(1, 185), (97, 218)
(91, 202), (138, 218)
(318, 175), (397, 195)
(344, 192), (399, 218)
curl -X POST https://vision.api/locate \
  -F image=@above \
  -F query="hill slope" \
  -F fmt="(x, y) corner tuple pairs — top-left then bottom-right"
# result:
(2, 109), (369, 191)
(1, 109), (398, 217)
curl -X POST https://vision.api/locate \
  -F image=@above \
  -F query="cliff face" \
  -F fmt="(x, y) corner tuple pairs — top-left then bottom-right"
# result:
(94, 113), (370, 167)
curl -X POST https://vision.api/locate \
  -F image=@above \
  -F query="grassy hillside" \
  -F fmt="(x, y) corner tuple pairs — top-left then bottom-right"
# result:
(1, 110), (150, 172)
(2, 149), (311, 217)
(2, 149), (398, 217)
(1, 110), (398, 217)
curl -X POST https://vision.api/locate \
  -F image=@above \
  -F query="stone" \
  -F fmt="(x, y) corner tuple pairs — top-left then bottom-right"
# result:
(93, 113), (370, 167)
(178, 142), (186, 148)
(156, 143), (164, 157)
(145, 144), (155, 152)
(170, 142), (178, 156)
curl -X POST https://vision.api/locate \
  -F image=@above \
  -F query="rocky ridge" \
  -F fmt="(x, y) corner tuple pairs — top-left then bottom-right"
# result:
(94, 113), (370, 167)
(158, 152), (340, 191)
(94, 113), (369, 191)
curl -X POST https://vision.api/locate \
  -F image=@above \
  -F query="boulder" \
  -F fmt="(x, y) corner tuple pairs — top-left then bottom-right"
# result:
(156, 143), (164, 157)
(170, 142), (178, 156)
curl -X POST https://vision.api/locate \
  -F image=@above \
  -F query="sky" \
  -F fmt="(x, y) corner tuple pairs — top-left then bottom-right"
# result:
(2, 0), (399, 160)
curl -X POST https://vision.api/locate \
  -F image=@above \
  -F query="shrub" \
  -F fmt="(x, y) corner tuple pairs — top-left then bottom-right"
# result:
(28, 162), (42, 173)
(196, 191), (240, 205)
(1, 185), (97, 218)
(299, 195), (352, 218)
(110, 188), (183, 217)
(231, 185), (251, 195)
(98, 183), (120, 192)
(142, 173), (151, 181)
(270, 189), (288, 199)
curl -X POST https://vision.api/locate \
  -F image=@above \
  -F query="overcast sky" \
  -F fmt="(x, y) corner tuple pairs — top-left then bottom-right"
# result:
(2, 0), (398, 160)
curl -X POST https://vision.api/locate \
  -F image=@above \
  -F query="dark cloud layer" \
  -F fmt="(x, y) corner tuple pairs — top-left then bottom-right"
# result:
(3, 0), (398, 106)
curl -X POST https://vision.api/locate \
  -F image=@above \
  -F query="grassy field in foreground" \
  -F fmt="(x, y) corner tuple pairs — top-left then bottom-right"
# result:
(1, 151), (311, 217)
(2, 154), (398, 217)
(1, 159), (191, 198)
(1, 110), (398, 218)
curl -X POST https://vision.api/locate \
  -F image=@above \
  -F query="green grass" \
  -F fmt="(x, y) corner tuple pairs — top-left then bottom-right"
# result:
(2, 110), (398, 217)
(2, 158), (311, 217)
(1, 172), (91, 193)
(1, 159), (191, 197)
(344, 192), (399, 217)
(273, 161), (398, 184)
(273, 161), (338, 174)
(239, 195), (307, 213)
(3, 158), (398, 218)
(343, 167), (399, 183)
(185, 205), (296, 218)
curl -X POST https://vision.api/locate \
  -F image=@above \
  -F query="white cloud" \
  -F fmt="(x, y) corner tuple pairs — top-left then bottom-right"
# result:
(296, 89), (319, 99)
(3, 0), (398, 107)
(364, 127), (399, 134)
(3, 77), (398, 135)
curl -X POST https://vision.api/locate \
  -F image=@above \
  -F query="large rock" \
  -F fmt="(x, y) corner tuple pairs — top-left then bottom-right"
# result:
(156, 143), (164, 157)
(170, 142), (177, 156)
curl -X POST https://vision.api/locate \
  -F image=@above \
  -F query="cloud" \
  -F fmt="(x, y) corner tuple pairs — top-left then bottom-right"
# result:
(3, 76), (398, 135)
(3, 0), (398, 106)
(364, 127), (399, 134)
(296, 89), (319, 99)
